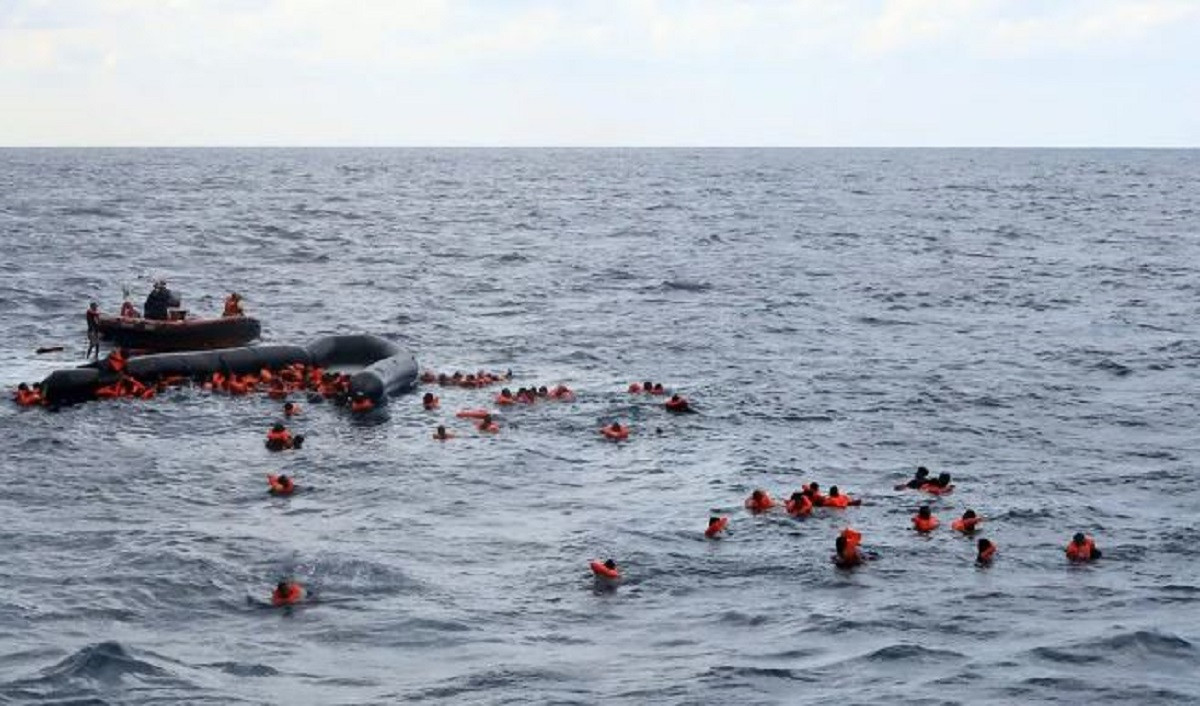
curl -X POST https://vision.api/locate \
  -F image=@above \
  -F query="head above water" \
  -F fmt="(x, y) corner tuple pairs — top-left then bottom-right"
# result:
(963, 509), (977, 519)
(278, 474), (289, 484)
(917, 466), (930, 478)
(918, 505), (932, 518)
(708, 516), (721, 526)
(283, 402), (294, 411)
(423, 392), (433, 402)
(835, 535), (847, 553)
(937, 472), (952, 485)
(829, 486), (840, 497)
(978, 538), (992, 551)
(272, 423), (285, 432)
(611, 422), (621, 431)
(436, 425), (446, 434)
(1073, 532), (1087, 545)
(603, 559), (616, 570)
(89, 301), (98, 310)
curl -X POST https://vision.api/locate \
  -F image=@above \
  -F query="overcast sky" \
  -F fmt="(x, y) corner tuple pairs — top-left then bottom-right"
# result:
(1, 0), (1196, 146)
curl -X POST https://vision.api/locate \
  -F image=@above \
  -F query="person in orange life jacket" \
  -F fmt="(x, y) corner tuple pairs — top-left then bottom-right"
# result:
(1066, 532), (1102, 562)
(804, 482), (826, 506)
(14, 383), (42, 407)
(895, 466), (931, 490)
(744, 489), (775, 513)
(912, 505), (939, 532)
(265, 423), (304, 451)
(665, 394), (693, 413)
(222, 292), (244, 317)
(350, 392), (374, 413)
(824, 486), (862, 508)
(705, 516), (730, 538)
(977, 538), (997, 564)
(785, 491), (813, 517)
(477, 414), (499, 433)
(85, 302), (101, 359)
(104, 348), (128, 374)
(952, 509), (982, 533)
(272, 579), (304, 606)
(921, 472), (954, 494)
(651, 383), (665, 395)
(268, 474), (295, 496)
(833, 534), (864, 568)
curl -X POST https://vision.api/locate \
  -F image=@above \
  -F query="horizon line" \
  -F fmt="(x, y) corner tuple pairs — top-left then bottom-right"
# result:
(1, 144), (1197, 150)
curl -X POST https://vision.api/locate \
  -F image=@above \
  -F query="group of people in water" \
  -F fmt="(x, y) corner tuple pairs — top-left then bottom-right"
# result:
(591, 465), (1099, 582)
(13, 343), (1104, 603)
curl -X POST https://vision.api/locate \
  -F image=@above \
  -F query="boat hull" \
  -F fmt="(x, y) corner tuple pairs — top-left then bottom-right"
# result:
(96, 316), (262, 351)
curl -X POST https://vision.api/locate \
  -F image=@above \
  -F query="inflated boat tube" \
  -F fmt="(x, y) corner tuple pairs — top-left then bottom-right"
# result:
(39, 335), (417, 406)
(305, 335), (418, 403)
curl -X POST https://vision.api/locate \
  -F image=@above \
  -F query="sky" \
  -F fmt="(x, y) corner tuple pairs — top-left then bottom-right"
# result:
(0, 0), (1197, 146)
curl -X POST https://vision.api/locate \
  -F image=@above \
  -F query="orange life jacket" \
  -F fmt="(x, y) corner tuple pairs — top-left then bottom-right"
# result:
(95, 384), (120, 399)
(978, 544), (997, 562)
(15, 390), (41, 407)
(1065, 537), (1097, 561)
(495, 393), (515, 405)
(222, 296), (243, 316)
(601, 426), (629, 441)
(627, 383), (642, 394)
(841, 528), (862, 550)
(267, 474), (295, 496)
(590, 561), (620, 580)
(913, 515), (940, 532)
(456, 409), (491, 419)
(744, 493), (775, 513)
(272, 583), (304, 606)
(476, 420), (500, 433)
(951, 517), (981, 533)
(664, 397), (690, 412)
(705, 517), (729, 538)
(350, 398), (374, 413)
(266, 429), (293, 448)
(785, 496), (813, 516)
(920, 482), (954, 496)
(824, 494), (851, 509)
(107, 350), (126, 373)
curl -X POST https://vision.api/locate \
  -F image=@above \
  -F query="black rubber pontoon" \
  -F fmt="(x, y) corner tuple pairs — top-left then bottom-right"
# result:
(39, 334), (417, 406)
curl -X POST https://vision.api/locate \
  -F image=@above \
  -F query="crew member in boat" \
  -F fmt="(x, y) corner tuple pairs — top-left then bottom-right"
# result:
(143, 279), (181, 321)
(222, 292), (245, 317)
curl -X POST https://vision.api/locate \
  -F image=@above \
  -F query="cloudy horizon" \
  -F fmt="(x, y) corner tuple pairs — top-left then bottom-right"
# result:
(1, 0), (1197, 147)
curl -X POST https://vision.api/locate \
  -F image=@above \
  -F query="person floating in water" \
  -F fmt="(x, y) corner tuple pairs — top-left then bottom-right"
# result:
(85, 302), (101, 360)
(143, 279), (180, 320)
(894, 466), (931, 490)
(664, 394), (693, 413)
(1065, 532), (1101, 562)
(912, 505), (939, 532)
(272, 579), (304, 606)
(977, 538), (997, 564)
(222, 292), (244, 317)
(432, 425), (455, 440)
(265, 423), (303, 451)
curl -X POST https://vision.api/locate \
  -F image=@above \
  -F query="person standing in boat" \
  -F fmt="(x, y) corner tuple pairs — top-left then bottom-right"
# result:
(85, 302), (101, 359)
(222, 292), (245, 317)
(143, 279), (180, 320)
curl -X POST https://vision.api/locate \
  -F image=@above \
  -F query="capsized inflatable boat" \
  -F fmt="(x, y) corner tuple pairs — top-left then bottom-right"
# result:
(40, 334), (416, 407)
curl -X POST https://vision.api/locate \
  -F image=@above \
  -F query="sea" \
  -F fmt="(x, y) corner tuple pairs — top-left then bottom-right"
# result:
(1, 148), (1198, 705)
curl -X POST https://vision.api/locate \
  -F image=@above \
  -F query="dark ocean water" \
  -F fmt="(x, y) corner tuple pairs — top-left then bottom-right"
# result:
(1, 148), (1199, 705)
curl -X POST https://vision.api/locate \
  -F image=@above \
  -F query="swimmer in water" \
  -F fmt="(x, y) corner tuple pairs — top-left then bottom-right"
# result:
(1066, 532), (1102, 562)
(895, 466), (931, 490)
